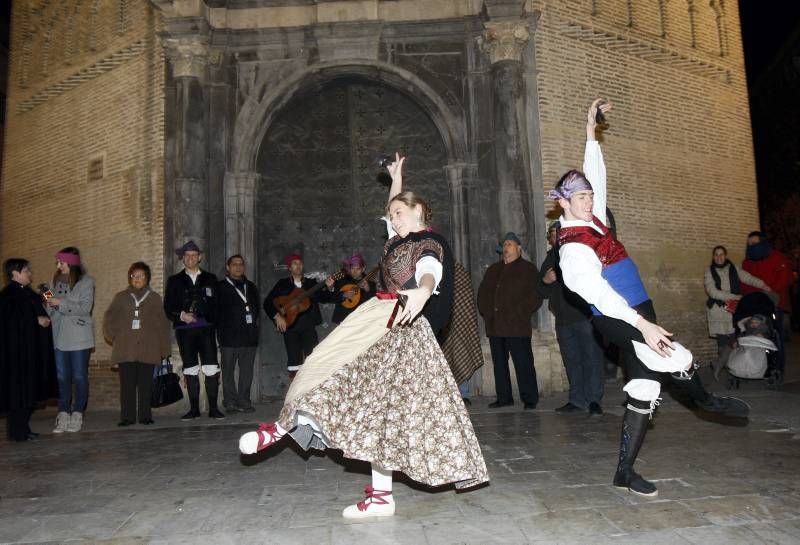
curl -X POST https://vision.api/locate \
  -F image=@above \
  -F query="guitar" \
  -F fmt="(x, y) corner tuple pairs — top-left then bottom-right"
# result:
(274, 271), (345, 327)
(339, 266), (381, 309)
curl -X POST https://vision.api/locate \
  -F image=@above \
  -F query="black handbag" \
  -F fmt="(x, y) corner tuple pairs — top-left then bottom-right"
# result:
(151, 357), (184, 408)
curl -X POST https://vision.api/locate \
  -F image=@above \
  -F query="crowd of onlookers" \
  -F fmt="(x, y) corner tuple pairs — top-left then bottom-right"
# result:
(0, 227), (796, 442)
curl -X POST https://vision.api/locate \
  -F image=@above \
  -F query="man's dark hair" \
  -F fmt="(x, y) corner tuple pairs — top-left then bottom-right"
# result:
(747, 231), (765, 240)
(226, 254), (245, 266)
(4, 258), (30, 283)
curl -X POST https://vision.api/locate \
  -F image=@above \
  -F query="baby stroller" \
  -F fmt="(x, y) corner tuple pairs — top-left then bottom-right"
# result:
(726, 292), (781, 389)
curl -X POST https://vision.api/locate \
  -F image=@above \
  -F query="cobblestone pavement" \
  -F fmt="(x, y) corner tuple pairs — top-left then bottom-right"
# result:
(2, 338), (799, 544)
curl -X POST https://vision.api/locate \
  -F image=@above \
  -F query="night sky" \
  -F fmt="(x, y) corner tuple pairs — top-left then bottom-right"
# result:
(739, 0), (800, 87)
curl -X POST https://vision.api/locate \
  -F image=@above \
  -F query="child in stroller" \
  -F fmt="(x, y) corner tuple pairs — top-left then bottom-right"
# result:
(727, 291), (782, 389)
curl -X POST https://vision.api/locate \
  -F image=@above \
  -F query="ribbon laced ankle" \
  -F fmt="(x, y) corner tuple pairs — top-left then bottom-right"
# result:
(356, 486), (392, 512)
(256, 422), (282, 452)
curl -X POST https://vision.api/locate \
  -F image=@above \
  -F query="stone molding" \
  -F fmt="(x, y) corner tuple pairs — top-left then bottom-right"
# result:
(162, 38), (211, 79)
(478, 21), (531, 64)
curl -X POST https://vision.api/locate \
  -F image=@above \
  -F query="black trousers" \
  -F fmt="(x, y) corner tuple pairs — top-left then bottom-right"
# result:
(592, 300), (662, 383)
(591, 300), (709, 404)
(489, 336), (539, 405)
(6, 407), (33, 441)
(119, 362), (154, 422)
(176, 327), (218, 371)
(283, 328), (318, 371)
(220, 346), (257, 408)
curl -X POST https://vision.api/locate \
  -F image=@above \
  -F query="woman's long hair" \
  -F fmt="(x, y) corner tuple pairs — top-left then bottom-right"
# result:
(54, 246), (85, 290)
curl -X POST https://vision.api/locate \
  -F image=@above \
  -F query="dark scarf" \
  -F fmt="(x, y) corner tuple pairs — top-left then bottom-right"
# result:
(746, 240), (771, 261)
(706, 260), (740, 309)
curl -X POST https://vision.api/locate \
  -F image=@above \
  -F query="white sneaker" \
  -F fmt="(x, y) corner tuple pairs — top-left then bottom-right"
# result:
(53, 412), (70, 434)
(67, 411), (83, 433)
(342, 486), (395, 519)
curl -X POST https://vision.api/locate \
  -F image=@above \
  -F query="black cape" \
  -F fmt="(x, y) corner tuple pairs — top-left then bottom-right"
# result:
(0, 282), (56, 412)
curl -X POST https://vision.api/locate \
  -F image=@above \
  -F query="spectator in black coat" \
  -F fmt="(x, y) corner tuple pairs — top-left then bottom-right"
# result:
(164, 240), (224, 420)
(0, 258), (55, 442)
(216, 255), (260, 413)
(538, 222), (605, 415)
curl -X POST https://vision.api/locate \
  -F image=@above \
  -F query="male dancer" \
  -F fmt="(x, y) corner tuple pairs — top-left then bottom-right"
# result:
(552, 99), (748, 497)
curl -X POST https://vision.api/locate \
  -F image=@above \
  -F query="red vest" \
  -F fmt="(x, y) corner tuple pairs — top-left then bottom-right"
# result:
(557, 216), (628, 268)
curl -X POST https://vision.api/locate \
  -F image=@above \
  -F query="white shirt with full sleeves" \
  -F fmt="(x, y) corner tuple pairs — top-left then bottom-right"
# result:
(557, 140), (641, 327)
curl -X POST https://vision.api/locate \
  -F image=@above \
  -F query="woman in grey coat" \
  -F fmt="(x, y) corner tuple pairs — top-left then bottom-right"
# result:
(46, 247), (95, 433)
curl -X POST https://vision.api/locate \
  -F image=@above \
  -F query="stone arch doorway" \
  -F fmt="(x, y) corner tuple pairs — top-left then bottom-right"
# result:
(255, 76), (451, 396)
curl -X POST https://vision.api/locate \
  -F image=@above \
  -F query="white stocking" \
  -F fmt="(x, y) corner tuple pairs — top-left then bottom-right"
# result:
(371, 464), (394, 497)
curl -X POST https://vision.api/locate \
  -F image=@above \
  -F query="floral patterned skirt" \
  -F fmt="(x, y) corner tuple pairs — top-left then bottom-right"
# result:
(277, 299), (489, 489)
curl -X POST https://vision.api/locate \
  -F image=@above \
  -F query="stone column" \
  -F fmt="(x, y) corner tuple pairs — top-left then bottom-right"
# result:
(478, 20), (566, 398)
(164, 39), (210, 258)
(444, 163), (476, 268)
(223, 171), (259, 281)
(478, 21), (535, 251)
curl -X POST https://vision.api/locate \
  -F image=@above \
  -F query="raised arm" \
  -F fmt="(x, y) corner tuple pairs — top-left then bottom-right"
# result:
(386, 153), (406, 207)
(383, 153), (407, 238)
(583, 98), (612, 226)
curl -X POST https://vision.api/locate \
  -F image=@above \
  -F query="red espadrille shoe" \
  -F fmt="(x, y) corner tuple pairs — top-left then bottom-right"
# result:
(238, 422), (285, 455)
(342, 485), (395, 519)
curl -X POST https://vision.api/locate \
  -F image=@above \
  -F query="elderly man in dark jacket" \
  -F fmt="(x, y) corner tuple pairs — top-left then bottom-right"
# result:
(478, 232), (543, 409)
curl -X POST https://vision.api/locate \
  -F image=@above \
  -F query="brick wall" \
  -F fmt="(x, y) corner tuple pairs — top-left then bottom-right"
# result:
(1, 0), (758, 410)
(1, 0), (165, 409)
(532, 0), (758, 359)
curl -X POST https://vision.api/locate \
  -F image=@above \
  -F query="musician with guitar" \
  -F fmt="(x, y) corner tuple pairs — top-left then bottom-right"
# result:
(263, 254), (323, 379)
(321, 253), (377, 325)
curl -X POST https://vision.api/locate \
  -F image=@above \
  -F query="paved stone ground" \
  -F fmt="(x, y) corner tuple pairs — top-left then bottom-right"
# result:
(2, 337), (800, 545)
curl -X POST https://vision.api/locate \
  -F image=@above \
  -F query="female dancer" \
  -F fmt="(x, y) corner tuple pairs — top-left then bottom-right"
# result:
(239, 154), (488, 518)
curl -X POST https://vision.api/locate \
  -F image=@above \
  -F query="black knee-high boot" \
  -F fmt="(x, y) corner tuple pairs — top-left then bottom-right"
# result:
(672, 373), (750, 418)
(613, 397), (658, 497)
(182, 375), (201, 420)
(205, 374), (225, 419)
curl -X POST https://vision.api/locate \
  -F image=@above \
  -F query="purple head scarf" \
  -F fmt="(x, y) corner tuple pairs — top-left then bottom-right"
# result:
(548, 169), (593, 201)
(342, 253), (366, 269)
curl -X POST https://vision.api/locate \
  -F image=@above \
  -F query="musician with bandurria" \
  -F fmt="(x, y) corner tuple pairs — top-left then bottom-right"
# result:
(263, 254), (322, 380)
(240, 153), (488, 519)
(321, 253), (376, 325)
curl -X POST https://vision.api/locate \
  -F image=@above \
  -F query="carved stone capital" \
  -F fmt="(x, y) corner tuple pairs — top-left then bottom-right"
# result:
(163, 38), (210, 79)
(478, 21), (531, 64)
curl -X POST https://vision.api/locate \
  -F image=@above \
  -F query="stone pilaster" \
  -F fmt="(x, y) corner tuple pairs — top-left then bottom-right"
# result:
(163, 37), (210, 258)
(224, 171), (260, 280)
(478, 20), (535, 248)
(444, 162), (477, 268)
